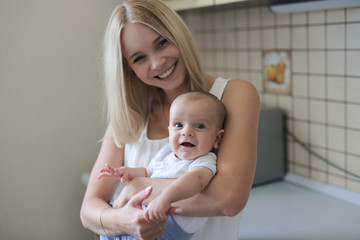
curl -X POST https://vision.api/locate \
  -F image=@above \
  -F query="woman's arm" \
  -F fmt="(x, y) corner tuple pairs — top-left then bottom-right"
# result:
(80, 130), (165, 239)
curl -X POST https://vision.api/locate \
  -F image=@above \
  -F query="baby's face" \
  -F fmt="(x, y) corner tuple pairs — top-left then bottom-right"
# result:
(168, 97), (223, 160)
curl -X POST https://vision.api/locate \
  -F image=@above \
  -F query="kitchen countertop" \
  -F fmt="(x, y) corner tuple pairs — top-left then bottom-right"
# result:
(238, 180), (360, 240)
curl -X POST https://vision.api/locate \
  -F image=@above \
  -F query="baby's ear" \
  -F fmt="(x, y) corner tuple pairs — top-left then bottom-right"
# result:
(213, 129), (225, 149)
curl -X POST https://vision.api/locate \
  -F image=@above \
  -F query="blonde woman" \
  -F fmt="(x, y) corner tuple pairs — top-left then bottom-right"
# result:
(80, 0), (260, 239)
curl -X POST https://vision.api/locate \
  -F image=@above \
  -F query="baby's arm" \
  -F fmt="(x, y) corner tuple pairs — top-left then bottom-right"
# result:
(98, 163), (151, 183)
(145, 166), (213, 222)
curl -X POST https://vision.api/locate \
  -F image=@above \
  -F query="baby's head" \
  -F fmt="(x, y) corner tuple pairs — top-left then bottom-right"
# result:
(168, 91), (226, 160)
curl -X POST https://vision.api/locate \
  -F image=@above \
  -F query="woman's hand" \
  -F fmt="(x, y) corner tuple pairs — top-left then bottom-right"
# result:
(117, 186), (167, 240)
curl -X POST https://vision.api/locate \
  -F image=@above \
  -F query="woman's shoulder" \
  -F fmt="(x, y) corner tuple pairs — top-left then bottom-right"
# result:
(224, 79), (259, 103)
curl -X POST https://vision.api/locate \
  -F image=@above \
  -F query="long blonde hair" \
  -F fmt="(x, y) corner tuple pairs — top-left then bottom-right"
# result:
(103, 0), (206, 147)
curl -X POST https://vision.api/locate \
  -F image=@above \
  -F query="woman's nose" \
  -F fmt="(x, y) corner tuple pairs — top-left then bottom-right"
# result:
(150, 54), (166, 70)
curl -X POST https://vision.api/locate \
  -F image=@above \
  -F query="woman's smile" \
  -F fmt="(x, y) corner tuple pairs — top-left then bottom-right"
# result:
(155, 62), (177, 80)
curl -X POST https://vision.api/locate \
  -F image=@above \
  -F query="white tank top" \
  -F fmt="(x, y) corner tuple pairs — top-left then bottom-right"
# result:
(124, 77), (242, 240)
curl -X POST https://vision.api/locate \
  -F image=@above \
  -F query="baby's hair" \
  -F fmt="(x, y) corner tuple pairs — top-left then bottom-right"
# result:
(172, 91), (226, 129)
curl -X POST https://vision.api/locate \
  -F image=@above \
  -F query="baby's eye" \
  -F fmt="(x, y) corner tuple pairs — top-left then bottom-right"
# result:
(195, 123), (206, 129)
(174, 123), (183, 128)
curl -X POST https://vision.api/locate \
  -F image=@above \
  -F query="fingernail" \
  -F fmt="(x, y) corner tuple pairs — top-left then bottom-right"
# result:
(145, 186), (152, 193)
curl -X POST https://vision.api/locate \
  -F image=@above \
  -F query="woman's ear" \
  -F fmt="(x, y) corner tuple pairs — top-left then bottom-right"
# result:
(213, 129), (225, 149)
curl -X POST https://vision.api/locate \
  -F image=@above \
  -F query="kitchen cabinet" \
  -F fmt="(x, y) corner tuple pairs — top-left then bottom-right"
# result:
(215, 0), (247, 4)
(163, 0), (214, 11)
(164, 0), (248, 11)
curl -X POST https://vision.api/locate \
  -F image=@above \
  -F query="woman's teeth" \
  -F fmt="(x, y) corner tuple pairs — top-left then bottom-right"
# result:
(158, 65), (175, 79)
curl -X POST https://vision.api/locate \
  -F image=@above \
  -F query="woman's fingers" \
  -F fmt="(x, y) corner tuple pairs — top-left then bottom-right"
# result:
(128, 186), (152, 209)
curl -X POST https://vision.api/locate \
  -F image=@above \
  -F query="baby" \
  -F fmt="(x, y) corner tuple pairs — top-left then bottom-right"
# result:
(98, 90), (226, 240)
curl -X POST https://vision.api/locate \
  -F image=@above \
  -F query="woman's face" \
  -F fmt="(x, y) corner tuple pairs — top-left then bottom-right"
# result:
(121, 23), (187, 94)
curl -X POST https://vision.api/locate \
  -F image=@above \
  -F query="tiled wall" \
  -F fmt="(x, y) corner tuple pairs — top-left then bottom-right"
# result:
(179, 4), (360, 193)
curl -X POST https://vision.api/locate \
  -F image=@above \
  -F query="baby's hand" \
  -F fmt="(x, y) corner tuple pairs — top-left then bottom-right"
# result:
(98, 163), (129, 183)
(145, 196), (171, 223)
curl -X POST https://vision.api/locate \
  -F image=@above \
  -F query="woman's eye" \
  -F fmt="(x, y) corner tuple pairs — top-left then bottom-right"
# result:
(133, 55), (145, 63)
(175, 123), (183, 128)
(158, 39), (169, 48)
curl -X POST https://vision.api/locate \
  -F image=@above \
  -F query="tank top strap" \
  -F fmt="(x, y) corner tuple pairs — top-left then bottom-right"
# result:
(209, 77), (230, 100)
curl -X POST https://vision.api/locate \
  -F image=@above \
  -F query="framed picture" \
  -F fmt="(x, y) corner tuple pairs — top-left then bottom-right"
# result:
(263, 50), (292, 95)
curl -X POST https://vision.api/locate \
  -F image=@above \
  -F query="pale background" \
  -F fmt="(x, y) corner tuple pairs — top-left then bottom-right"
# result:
(0, 0), (120, 239)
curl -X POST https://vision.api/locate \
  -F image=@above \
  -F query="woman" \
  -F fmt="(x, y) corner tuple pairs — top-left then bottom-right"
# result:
(80, 0), (260, 239)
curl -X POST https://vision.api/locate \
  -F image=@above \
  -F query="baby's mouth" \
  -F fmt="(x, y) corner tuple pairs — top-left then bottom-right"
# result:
(181, 142), (195, 147)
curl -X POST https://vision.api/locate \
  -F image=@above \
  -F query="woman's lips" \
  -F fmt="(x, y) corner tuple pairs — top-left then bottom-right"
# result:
(156, 62), (176, 79)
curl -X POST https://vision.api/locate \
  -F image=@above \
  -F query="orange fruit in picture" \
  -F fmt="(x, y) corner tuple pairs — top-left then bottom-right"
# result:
(266, 65), (277, 81)
(276, 62), (286, 74)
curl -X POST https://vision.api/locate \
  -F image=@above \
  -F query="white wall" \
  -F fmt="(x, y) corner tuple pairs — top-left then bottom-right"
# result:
(0, 0), (120, 239)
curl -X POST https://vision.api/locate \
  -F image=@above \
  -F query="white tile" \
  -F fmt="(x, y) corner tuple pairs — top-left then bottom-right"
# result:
(278, 95), (293, 116)
(309, 51), (326, 74)
(224, 9), (236, 29)
(294, 98), (309, 120)
(226, 51), (237, 69)
(237, 50), (249, 70)
(214, 11), (223, 30)
(326, 24), (345, 49)
(250, 72), (263, 92)
(310, 123), (326, 148)
(276, 27), (291, 49)
(328, 174), (346, 189)
(327, 102), (345, 127)
(309, 26), (325, 49)
(327, 76), (345, 101)
(262, 6), (275, 27)
(346, 77), (360, 103)
(236, 9), (248, 28)
(295, 143), (310, 166)
(249, 29), (261, 49)
(328, 149), (345, 176)
(310, 147), (326, 170)
(215, 32), (224, 48)
(292, 12), (307, 25)
(309, 75), (326, 99)
(276, 13), (291, 26)
(293, 74), (308, 97)
(237, 30), (248, 49)
(347, 23), (360, 49)
(326, 9), (345, 23)
(347, 178), (360, 193)
(328, 126), (345, 152)
(310, 99), (326, 123)
(250, 51), (262, 70)
(249, 7), (261, 27)
(346, 51), (360, 76)
(346, 155), (360, 182)
(292, 51), (308, 73)
(347, 104), (360, 130)
(327, 51), (345, 75)
(263, 93), (278, 108)
(309, 10), (325, 24)
(294, 120), (309, 143)
(292, 27), (307, 49)
(262, 28), (275, 49)
(347, 129), (360, 155)
(225, 31), (236, 49)
(347, 7), (360, 22)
